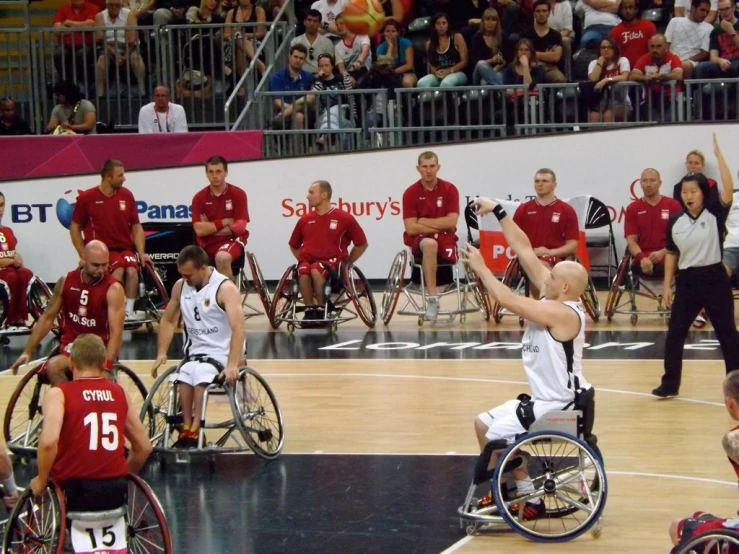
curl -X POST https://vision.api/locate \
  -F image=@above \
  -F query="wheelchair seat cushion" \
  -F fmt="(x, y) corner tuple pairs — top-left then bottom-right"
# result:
(64, 476), (128, 513)
(172, 355), (228, 387)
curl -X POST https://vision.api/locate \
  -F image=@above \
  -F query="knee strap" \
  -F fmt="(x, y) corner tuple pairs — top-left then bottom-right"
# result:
(516, 394), (536, 431)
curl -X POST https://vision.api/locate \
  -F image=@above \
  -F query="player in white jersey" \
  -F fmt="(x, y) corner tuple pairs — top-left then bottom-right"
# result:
(151, 245), (246, 449)
(462, 197), (592, 517)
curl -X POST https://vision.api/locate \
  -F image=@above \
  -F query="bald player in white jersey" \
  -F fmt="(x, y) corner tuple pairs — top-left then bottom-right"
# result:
(151, 245), (246, 449)
(462, 197), (592, 517)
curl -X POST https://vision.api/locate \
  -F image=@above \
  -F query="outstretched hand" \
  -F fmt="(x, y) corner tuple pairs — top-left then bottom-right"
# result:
(460, 243), (488, 275)
(471, 197), (499, 216)
(713, 131), (722, 158)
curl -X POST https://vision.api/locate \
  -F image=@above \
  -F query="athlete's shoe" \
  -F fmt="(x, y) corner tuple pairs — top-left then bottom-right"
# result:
(477, 492), (494, 509)
(652, 385), (679, 399)
(692, 310), (707, 329)
(520, 500), (547, 521)
(425, 296), (440, 321)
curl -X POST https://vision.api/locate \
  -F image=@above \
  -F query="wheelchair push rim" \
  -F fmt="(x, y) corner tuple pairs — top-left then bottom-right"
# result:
(463, 261), (491, 321)
(126, 473), (174, 554)
(344, 264), (377, 328)
(231, 367), (284, 460)
(27, 277), (60, 336)
(673, 529), (739, 554)
(380, 251), (407, 326)
(268, 266), (297, 330)
(247, 252), (273, 315)
(2, 482), (66, 554)
(139, 365), (180, 450)
(3, 365), (49, 457)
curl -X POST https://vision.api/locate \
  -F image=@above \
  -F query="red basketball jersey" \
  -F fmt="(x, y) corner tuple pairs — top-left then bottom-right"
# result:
(513, 199), (579, 250)
(401, 179), (460, 247)
(51, 377), (129, 484)
(0, 226), (18, 259)
(61, 270), (118, 349)
(623, 196), (682, 253)
(191, 184), (250, 250)
(71, 186), (139, 251)
(288, 207), (367, 262)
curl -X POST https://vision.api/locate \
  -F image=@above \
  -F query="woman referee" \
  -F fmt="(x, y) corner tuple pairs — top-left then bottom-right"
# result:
(653, 133), (739, 398)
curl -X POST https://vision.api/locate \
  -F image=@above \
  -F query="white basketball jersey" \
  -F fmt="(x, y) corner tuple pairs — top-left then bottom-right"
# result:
(521, 299), (590, 403)
(180, 268), (237, 358)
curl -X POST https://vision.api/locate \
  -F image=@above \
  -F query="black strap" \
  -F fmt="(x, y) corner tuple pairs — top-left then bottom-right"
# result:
(183, 355), (225, 373)
(515, 395), (537, 431)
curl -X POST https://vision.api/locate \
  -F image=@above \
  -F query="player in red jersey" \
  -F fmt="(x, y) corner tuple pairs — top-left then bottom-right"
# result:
(0, 192), (35, 330)
(289, 180), (368, 323)
(10, 240), (125, 386)
(669, 370), (739, 553)
(402, 151), (460, 322)
(70, 160), (152, 322)
(192, 156), (249, 280)
(624, 168), (682, 278)
(30, 333), (151, 498)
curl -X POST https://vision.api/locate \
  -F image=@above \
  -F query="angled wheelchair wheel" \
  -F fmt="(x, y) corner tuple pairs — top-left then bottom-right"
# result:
(491, 430), (607, 543)
(140, 365), (180, 449)
(674, 529), (739, 554)
(464, 262), (491, 321)
(3, 365), (49, 456)
(26, 277), (60, 336)
(114, 364), (149, 421)
(2, 481), (65, 554)
(580, 275), (601, 323)
(231, 367), (284, 460)
(345, 264), (377, 328)
(380, 251), (407, 326)
(126, 473), (173, 554)
(0, 280), (9, 331)
(247, 252), (272, 314)
(268, 266), (297, 330)
(604, 253), (630, 322)
(493, 258), (520, 324)
(138, 264), (170, 320)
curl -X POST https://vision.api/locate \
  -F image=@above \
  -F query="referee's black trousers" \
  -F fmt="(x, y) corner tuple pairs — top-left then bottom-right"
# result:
(660, 264), (739, 392)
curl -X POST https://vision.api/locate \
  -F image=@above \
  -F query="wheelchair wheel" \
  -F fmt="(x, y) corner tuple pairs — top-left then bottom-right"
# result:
(126, 474), (173, 553)
(493, 258), (520, 324)
(580, 275), (601, 323)
(140, 365), (180, 449)
(673, 529), (739, 554)
(3, 365), (49, 456)
(604, 254), (630, 322)
(344, 264), (377, 328)
(137, 264), (170, 321)
(231, 367), (284, 460)
(0, 280), (9, 330)
(380, 251), (407, 326)
(114, 364), (149, 421)
(268, 266), (297, 330)
(247, 252), (272, 314)
(491, 430), (607, 543)
(464, 262), (491, 321)
(2, 481), (65, 554)
(26, 277), (60, 336)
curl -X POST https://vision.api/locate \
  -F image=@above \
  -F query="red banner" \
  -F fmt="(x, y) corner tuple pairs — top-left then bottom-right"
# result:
(0, 130), (263, 180)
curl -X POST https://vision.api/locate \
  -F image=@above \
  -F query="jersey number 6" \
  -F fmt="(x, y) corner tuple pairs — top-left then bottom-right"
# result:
(83, 412), (119, 451)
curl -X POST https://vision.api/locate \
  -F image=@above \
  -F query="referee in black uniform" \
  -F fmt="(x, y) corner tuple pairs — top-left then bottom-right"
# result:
(653, 133), (739, 398)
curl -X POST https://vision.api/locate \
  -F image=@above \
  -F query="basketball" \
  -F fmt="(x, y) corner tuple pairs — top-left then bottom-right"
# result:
(342, 0), (385, 36)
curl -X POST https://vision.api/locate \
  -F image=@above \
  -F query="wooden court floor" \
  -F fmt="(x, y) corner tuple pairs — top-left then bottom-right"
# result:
(2, 290), (736, 553)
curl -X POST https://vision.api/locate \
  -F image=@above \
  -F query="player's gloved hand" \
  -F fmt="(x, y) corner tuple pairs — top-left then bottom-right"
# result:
(151, 354), (167, 378)
(471, 197), (498, 216)
(10, 353), (30, 376)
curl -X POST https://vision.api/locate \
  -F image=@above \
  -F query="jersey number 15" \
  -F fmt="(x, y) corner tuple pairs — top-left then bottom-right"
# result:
(83, 412), (119, 451)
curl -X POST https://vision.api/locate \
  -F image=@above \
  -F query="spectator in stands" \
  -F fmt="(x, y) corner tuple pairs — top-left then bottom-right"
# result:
(224, 0), (267, 82)
(187, 0), (224, 23)
(624, 168), (682, 279)
(675, 0), (717, 24)
(490, 0), (524, 51)
(471, 8), (506, 85)
(138, 86), (188, 133)
(269, 44), (314, 129)
(673, 149), (718, 207)
(584, 37), (631, 121)
(335, 14), (372, 87)
(375, 19), (417, 88)
(440, 0), (491, 45)
(53, 0), (100, 81)
(548, 0), (574, 64)
(153, 0), (188, 26)
(95, 0), (147, 97)
(291, 10), (335, 74)
(665, 0), (712, 78)
(630, 34), (683, 121)
(523, 0), (566, 82)
(124, 0), (156, 24)
(694, 0), (739, 79)
(579, 0), (621, 48)
(308, 53), (356, 149)
(503, 38), (546, 89)
(610, 0), (656, 69)
(0, 97), (32, 136)
(311, 0), (347, 37)
(46, 81), (97, 135)
(417, 13), (469, 87)
(378, 0), (405, 23)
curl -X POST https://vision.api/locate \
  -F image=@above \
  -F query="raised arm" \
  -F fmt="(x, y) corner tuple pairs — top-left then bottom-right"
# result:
(713, 132), (734, 206)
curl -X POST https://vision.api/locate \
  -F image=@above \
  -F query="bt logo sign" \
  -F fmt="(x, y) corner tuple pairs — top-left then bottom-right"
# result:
(11, 189), (80, 229)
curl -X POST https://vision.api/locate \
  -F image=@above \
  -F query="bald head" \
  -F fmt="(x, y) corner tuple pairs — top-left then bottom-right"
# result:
(82, 240), (110, 281)
(153, 86), (171, 111)
(550, 261), (588, 300)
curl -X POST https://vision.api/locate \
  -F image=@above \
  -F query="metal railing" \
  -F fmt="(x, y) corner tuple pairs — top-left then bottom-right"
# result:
(0, 0), (36, 128)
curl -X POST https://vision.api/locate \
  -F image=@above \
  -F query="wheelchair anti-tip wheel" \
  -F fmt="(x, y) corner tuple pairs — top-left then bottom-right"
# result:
(380, 251), (407, 326)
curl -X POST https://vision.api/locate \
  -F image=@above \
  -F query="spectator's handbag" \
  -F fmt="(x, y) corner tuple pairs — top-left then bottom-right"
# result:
(175, 69), (213, 98)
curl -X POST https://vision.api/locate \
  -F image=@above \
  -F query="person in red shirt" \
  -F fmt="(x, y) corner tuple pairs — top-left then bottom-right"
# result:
(0, 192), (35, 330)
(192, 156), (249, 281)
(624, 168), (682, 278)
(668, 370), (739, 553)
(71, 160), (152, 322)
(11, 240), (126, 386)
(630, 34), (684, 122)
(289, 180), (368, 322)
(30, 333), (151, 501)
(402, 151), (460, 322)
(52, 0), (100, 80)
(609, 0), (657, 68)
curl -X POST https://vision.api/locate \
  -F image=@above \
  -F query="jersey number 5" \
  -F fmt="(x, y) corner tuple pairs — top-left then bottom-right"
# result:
(80, 290), (89, 306)
(83, 412), (119, 451)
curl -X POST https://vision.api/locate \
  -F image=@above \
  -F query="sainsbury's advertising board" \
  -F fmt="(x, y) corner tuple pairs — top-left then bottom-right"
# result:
(6, 124), (737, 282)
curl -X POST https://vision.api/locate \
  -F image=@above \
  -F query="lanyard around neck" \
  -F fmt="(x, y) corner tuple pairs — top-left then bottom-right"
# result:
(155, 104), (170, 132)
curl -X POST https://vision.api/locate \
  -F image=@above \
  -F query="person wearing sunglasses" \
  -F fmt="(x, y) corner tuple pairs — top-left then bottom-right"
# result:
(137, 85), (188, 133)
(290, 9), (334, 74)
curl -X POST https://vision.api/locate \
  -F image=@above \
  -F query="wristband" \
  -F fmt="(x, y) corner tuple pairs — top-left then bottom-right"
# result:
(633, 252), (645, 263)
(214, 220), (225, 232)
(492, 204), (508, 221)
(103, 358), (114, 372)
(2, 475), (17, 495)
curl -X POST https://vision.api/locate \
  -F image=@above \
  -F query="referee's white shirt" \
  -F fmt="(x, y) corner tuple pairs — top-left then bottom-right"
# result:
(137, 102), (189, 134)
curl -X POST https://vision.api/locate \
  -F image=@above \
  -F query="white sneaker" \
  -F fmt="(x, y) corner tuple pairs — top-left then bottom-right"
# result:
(425, 296), (440, 322)
(125, 311), (145, 322)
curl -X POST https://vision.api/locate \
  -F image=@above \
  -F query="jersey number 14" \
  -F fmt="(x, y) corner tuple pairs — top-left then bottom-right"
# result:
(83, 412), (119, 451)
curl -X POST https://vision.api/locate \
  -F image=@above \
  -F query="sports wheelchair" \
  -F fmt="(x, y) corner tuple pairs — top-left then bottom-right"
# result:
(673, 529), (739, 554)
(268, 262), (376, 333)
(2, 474), (172, 553)
(492, 256), (601, 325)
(3, 350), (148, 457)
(140, 361), (284, 462)
(236, 251), (273, 319)
(124, 263), (170, 334)
(0, 276), (57, 344)
(380, 249), (491, 326)
(604, 249), (669, 325)
(458, 388), (607, 542)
